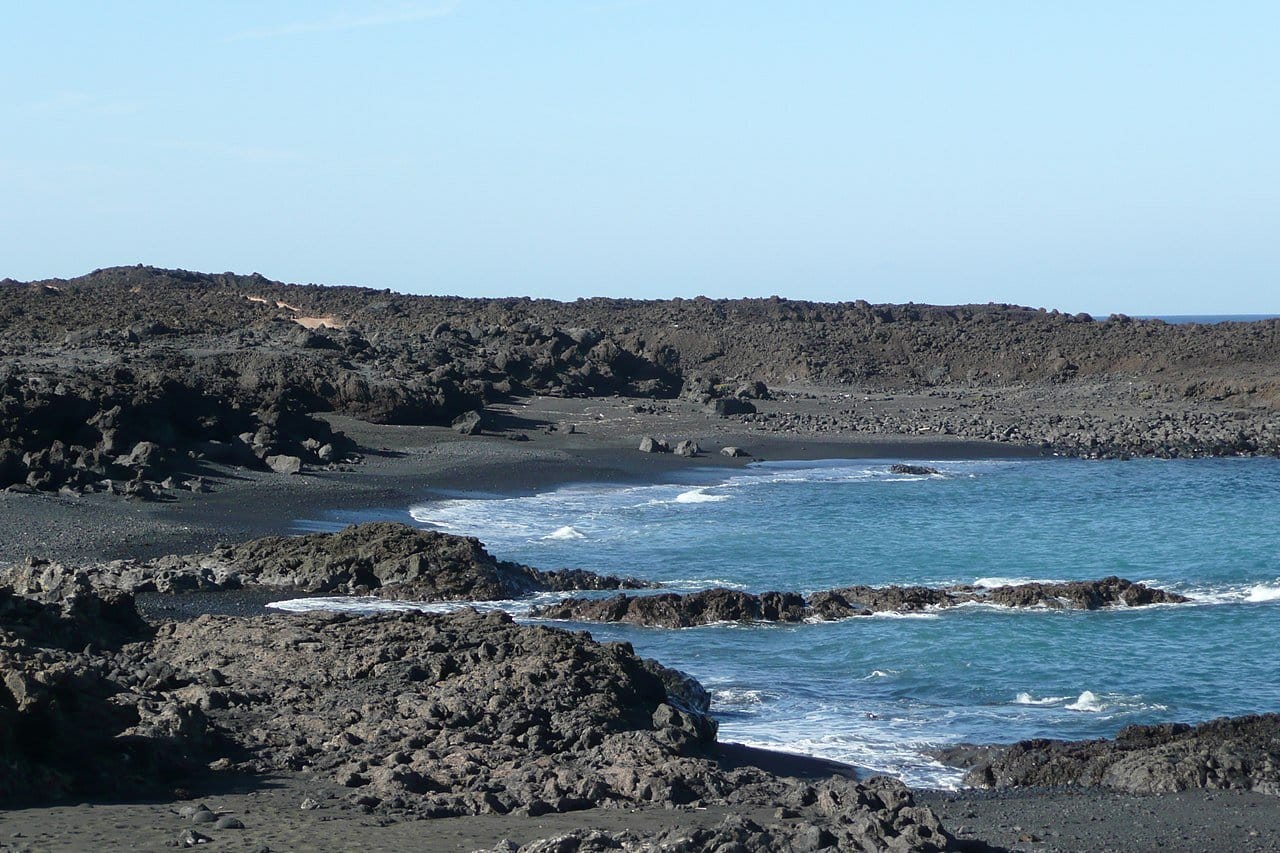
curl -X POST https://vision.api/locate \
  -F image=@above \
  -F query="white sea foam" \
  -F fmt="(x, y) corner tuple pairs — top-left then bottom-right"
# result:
(661, 578), (750, 590)
(674, 488), (730, 504)
(711, 688), (773, 709)
(863, 669), (899, 680)
(720, 732), (965, 790)
(1014, 692), (1069, 706)
(973, 576), (1067, 589)
(1178, 581), (1280, 606)
(542, 525), (585, 541)
(266, 592), (565, 618)
(1066, 690), (1105, 712)
(1247, 584), (1280, 603)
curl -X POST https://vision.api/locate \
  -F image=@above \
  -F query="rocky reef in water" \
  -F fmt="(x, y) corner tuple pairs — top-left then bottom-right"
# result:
(934, 714), (1280, 797)
(531, 577), (1191, 628)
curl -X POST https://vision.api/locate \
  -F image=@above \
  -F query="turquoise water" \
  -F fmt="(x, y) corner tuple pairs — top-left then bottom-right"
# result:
(290, 458), (1280, 787)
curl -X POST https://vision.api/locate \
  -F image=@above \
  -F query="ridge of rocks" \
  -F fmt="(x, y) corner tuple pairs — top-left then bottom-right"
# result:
(3, 522), (653, 600)
(531, 577), (1190, 627)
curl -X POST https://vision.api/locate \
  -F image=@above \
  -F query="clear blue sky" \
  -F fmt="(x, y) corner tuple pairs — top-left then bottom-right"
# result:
(2, 2), (1276, 313)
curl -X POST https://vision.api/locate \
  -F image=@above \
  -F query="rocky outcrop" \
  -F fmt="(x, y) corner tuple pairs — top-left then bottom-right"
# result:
(946, 714), (1280, 796)
(982, 576), (1190, 610)
(890, 464), (941, 475)
(479, 776), (953, 851)
(16, 523), (653, 600)
(534, 589), (809, 628)
(0, 564), (956, 847)
(532, 578), (1190, 627)
(0, 576), (203, 803)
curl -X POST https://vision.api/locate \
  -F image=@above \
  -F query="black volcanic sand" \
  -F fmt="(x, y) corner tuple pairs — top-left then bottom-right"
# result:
(5, 396), (1280, 852)
(0, 394), (1042, 566)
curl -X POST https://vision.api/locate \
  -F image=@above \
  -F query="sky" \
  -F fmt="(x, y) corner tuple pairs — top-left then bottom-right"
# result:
(1, 2), (1277, 314)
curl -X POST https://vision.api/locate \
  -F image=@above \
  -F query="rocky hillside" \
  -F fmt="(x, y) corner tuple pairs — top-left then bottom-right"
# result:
(3, 266), (1278, 496)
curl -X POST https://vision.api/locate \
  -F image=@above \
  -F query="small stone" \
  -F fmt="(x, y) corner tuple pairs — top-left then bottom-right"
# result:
(265, 454), (303, 475)
(177, 829), (211, 847)
(214, 816), (244, 830)
(299, 797), (320, 811)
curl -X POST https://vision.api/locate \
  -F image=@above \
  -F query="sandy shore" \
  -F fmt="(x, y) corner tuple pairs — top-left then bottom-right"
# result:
(5, 394), (1280, 852)
(0, 393), (1041, 566)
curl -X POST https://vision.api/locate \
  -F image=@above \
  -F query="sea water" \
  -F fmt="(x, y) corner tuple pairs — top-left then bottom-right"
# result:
(282, 457), (1280, 788)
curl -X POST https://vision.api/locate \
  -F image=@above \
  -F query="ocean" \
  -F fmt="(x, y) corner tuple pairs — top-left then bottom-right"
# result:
(281, 457), (1280, 788)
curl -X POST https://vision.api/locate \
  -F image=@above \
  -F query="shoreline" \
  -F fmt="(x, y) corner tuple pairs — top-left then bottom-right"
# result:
(0, 398), (1046, 566)
(5, 398), (1280, 851)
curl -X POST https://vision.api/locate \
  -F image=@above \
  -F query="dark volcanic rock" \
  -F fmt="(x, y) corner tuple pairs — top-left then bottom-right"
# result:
(831, 584), (956, 613)
(481, 776), (953, 850)
(533, 577), (1189, 627)
(890, 464), (941, 476)
(85, 523), (652, 600)
(983, 576), (1190, 609)
(0, 578), (202, 804)
(533, 589), (809, 628)
(151, 608), (723, 818)
(0, 558), (151, 650)
(952, 714), (1280, 796)
(705, 397), (757, 417)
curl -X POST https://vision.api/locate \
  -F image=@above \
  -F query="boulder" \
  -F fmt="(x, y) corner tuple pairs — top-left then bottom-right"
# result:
(673, 439), (700, 457)
(720, 446), (750, 458)
(638, 436), (670, 453)
(265, 454), (303, 475)
(452, 410), (485, 435)
(705, 398), (756, 417)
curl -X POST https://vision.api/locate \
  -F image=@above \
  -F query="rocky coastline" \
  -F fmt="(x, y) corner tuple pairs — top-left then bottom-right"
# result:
(4, 268), (1280, 850)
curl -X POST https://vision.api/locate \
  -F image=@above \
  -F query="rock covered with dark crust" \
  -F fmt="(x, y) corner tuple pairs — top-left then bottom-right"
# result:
(949, 714), (1280, 796)
(478, 777), (953, 851)
(0, 575), (205, 804)
(533, 589), (809, 628)
(21, 522), (653, 600)
(0, 564), (957, 849)
(532, 577), (1189, 627)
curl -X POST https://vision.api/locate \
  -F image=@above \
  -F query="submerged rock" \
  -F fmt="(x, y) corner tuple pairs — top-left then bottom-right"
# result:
(890, 464), (941, 476)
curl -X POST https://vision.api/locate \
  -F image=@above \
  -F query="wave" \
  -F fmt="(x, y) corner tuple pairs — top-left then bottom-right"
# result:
(1177, 581), (1280, 606)
(1247, 584), (1280, 603)
(542, 525), (585, 541)
(1014, 692), (1069, 706)
(1065, 690), (1106, 712)
(660, 577), (750, 590)
(673, 488), (730, 504)
(973, 576), (1068, 589)
(265, 592), (567, 618)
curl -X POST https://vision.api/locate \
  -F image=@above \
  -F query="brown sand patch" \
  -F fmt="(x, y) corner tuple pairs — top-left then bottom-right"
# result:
(293, 315), (345, 329)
